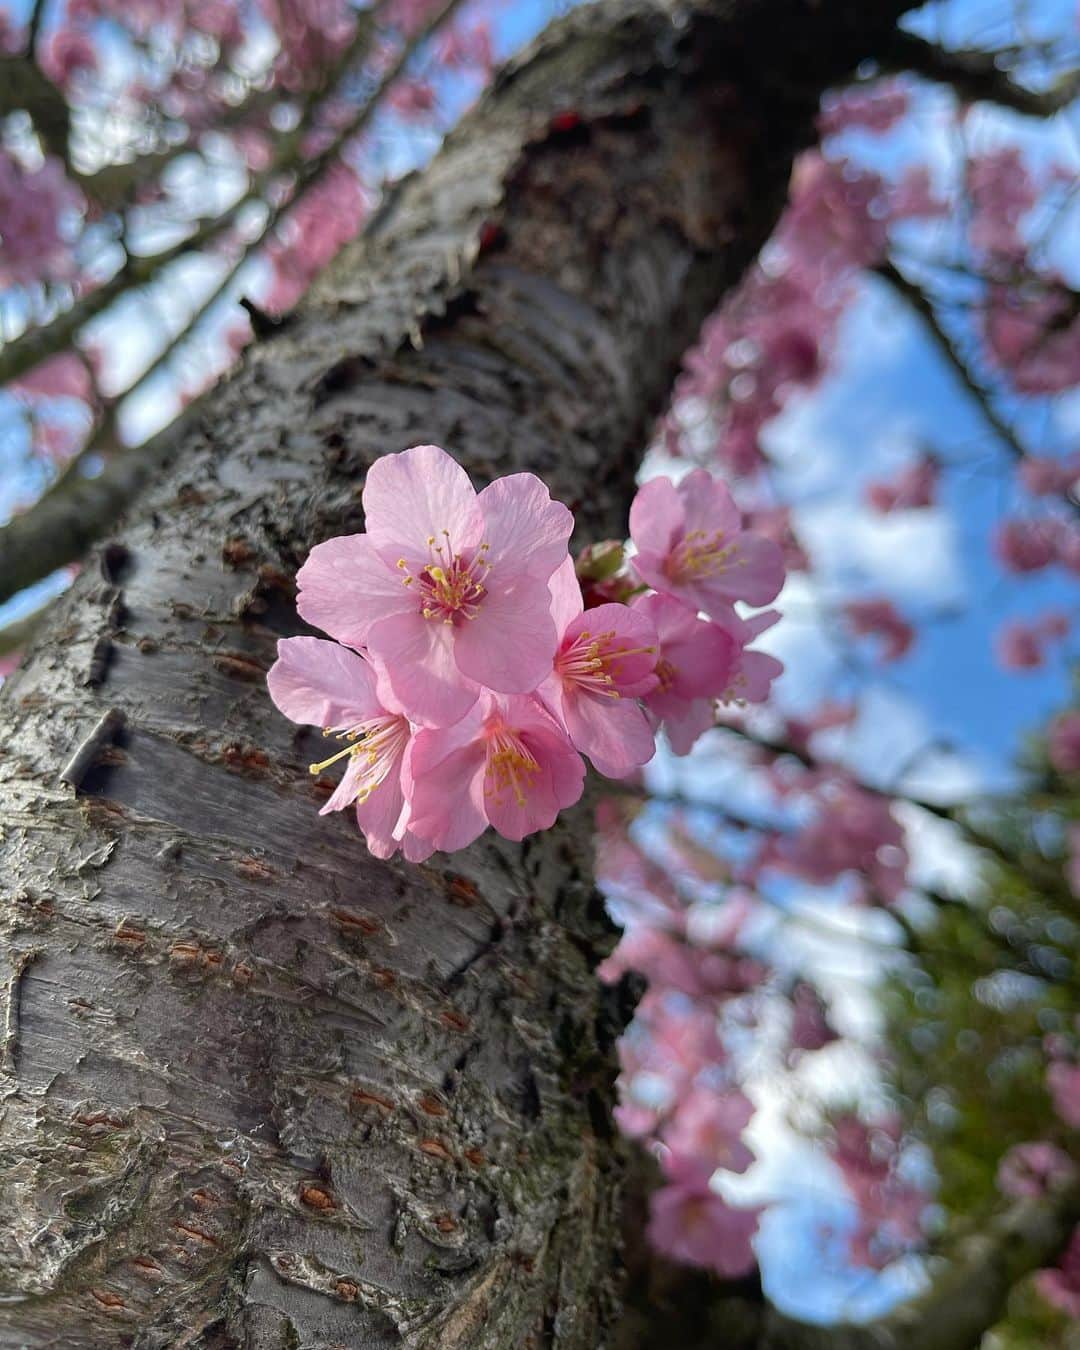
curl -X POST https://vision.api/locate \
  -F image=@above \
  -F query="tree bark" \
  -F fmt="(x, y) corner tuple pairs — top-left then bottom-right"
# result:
(0, 1), (916, 1345)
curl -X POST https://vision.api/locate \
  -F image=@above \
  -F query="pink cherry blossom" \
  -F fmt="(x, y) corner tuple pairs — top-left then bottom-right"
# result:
(995, 612), (1069, 672)
(865, 456), (938, 513)
(994, 518), (1058, 573)
(742, 505), (810, 572)
(1047, 1060), (1080, 1129)
(773, 780), (908, 904)
(1048, 712), (1080, 775)
(296, 445), (573, 727)
(1020, 453), (1080, 498)
(629, 470), (784, 614)
(983, 281), (1080, 395)
(844, 597), (915, 663)
(599, 925), (765, 1003)
(41, 27), (98, 86)
(818, 79), (910, 139)
(263, 164), (369, 313)
(789, 980), (838, 1055)
(996, 1142), (1074, 1200)
(711, 605), (784, 705)
(0, 152), (83, 289)
(631, 593), (774, 756)
(1036, 1228), (1080, 1319)
(830, 1114), (928, 1269)
(967, 148), (1037, 262)
(267, 637), (430, 862)
(647, 1176), (760, 1278)
(539, 558), (658, 779)
(661, 1087), (756, 1177)
(405, 693), (585, 850)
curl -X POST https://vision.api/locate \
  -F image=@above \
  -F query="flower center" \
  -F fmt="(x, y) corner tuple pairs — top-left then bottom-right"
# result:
(398, 532), (491, 625)
(556, 629), (655, 698)
(654, 657), (677, 693)
(483, 721), (540, 807)
(665, 528), (734, 584)
(309, 714), (410, 802)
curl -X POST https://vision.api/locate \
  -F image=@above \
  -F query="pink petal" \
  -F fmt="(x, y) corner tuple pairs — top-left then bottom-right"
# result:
(656, 696), (717, 755)
(548, 555), (584, 633)
(454, 581), (558, 693)
(362, 444), (484, 563)
(740, 650), (784, 703)
(629, 476), (684, 557)
(406, 714), (488, 851)
(563, 603), (659, 695)
(483, 715), (584, 841)
(320, 753), (368, 815)
(565, 691), (655, 779)
(678, 469), (740, 541)
(355, 773), (407, 858)
(477, 472), (573, 580)
(367, 612), (479, 727)
(697, 532), (784, 611)
(267, 636), (381, 729)
(296, 534), (413, 648)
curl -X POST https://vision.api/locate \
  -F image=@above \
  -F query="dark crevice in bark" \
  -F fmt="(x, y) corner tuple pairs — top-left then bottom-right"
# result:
(1, 1), (921, 1345)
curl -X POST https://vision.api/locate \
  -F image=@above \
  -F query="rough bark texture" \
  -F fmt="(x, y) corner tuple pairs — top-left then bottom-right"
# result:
(0, 2), (916, 1345)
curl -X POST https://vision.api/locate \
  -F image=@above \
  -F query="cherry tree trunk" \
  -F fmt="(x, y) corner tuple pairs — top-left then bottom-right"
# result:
(0, 2), (912, 1344)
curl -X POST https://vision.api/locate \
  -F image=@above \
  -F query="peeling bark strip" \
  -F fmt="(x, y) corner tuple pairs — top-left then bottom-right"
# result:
(0, 2), (916, 1345)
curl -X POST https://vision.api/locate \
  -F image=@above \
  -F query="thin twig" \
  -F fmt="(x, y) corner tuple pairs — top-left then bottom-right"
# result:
(59, 707), (127, 790)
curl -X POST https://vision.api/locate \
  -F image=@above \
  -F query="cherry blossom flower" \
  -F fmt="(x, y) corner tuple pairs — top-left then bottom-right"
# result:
(789, 980), (838, 1055)
(539, 558), (658, 779)
(599, 925), (765, 1003)
(995, 612), (1069, 672)
(710, 605), (784, 706)
(1020, 453), (1080, 498)
(630, 593), (742, 755)
(983, 281), (1080, 395)
(996, 1142), (1074, 1200)
(818, 79), (910, 139)
(994, 518), (1058, 573)
(647, 1173), (760, 1277)
(1048, 711), (1080, 775)
(267, 637), (430, 861)
(296, 445), (573, 727)
(0, 152), (83, 289)
(865, 456), (938, 513)
(967, 148), (1037, 262)
(41, 27), (97, 86)
(773, 779), (908, 904)
(1047, 1059), (1080, 1129)
(405, 693), (585, 850)
(629, 470), (784, 614)
(830, 1115), (928, 1269)
(1036, 1228), (1080, 1319)
(661, 1087), (756, 1177)
(844, 597), (915, 663)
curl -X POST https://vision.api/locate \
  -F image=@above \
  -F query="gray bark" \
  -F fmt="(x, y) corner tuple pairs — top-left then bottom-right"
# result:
(0, 1), (917, 1345)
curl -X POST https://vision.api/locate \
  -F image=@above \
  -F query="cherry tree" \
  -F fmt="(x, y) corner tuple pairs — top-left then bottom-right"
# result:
(0, 0), (1077, 1346)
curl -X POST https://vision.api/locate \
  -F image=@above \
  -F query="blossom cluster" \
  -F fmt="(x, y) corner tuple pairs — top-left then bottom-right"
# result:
(268, 446), (785, 860)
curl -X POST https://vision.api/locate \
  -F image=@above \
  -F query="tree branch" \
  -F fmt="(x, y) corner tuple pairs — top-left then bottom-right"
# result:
(0, 0), (391, 387)
(876, 260), (1079, 517)
(881, 29), (1079, 116)
(767, 1173), (1080, 1350)
(0, 0), (468, 607)
(621, 1164), (1080, 1350)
